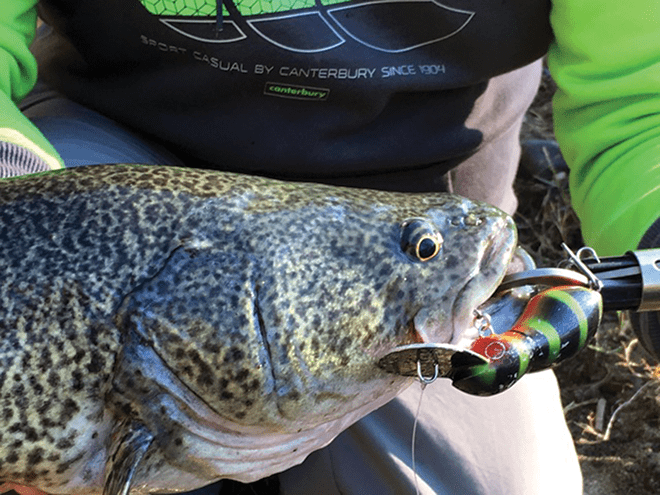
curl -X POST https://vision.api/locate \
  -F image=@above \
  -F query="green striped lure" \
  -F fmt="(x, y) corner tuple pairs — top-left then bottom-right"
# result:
(451, 286), (603, 396)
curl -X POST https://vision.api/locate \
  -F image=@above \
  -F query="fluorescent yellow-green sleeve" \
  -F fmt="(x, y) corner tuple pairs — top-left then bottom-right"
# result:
(548, 0), (660, 255)
(0, 0), (62, 171)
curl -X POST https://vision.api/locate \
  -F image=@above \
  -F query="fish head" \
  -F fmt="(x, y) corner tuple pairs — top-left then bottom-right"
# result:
(117, 178), (518, 485)
(132, 184), (517, 427)
(256, 192), (517, 422)
(0, 166), (520, 491)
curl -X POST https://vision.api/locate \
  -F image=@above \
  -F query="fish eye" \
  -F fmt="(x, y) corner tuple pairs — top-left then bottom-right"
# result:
(400, 219), (443, 262)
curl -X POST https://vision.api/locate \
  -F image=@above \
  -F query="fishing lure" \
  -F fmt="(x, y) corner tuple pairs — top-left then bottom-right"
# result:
(381, 245), (660, 396)
(451, 286), (603, 396)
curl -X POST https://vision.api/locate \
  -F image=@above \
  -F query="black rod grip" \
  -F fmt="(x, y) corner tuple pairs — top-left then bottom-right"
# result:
(584, 253), (642, 311)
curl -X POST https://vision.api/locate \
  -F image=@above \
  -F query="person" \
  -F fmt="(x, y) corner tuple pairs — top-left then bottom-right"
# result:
(1, 1), (658, 494)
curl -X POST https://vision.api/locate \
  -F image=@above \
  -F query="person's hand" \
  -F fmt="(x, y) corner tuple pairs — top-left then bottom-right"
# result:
(0, 482), (48, 495)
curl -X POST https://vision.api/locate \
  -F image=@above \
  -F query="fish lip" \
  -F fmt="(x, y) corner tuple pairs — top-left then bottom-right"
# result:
(450, 229), (515, 344)
(409, 316), (432, 344)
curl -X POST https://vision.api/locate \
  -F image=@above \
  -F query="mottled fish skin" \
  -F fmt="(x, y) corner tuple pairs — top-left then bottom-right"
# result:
(0, 165), (516, 493)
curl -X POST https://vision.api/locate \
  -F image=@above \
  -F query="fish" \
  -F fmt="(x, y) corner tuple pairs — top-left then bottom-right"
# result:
(0, 164), (516, 494)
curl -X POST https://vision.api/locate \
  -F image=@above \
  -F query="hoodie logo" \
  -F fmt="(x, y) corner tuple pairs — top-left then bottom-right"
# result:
(139, 0), (475, 53)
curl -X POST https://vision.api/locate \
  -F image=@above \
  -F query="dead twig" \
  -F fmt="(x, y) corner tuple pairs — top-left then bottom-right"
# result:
(595, 398), (607, 432)
(602, 381), (659, 441)
(563, 398), (599, 415)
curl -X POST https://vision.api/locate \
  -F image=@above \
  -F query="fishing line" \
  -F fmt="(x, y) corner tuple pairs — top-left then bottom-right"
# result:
(412, 359), (437, 495)
(411, 381), (427, 495)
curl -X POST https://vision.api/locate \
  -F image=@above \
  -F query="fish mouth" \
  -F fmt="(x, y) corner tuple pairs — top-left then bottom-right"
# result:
(409, 231), (515, 346)
(449, 230), (516, 345)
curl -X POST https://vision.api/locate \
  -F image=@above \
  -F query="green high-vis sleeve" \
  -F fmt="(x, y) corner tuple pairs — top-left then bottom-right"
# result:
(0, 0), (62, 170)
(548, 0), (660, 256)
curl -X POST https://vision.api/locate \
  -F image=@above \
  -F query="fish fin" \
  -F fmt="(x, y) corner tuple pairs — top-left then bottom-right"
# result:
(104, 420), (155, 495)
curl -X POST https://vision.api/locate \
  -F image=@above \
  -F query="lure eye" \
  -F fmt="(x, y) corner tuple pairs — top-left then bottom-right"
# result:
(400, 219), (443, 262)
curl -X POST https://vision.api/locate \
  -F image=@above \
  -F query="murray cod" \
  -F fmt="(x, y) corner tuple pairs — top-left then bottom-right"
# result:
(0, 164), (516, 494)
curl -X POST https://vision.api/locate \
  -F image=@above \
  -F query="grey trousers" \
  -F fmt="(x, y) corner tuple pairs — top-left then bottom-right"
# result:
(19, 60), (581, 495)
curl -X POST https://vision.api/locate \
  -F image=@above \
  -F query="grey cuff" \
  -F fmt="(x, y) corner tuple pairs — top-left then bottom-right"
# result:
(630, 217), (660, 361)
(0, 141), (52, 178)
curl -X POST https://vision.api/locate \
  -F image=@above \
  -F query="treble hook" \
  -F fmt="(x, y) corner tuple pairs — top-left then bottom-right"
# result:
(561, 243), (604, 291)
(473, 309), (493, 337)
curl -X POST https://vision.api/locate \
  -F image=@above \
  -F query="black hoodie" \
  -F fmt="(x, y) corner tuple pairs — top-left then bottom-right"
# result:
(32, 0), (553, 180)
